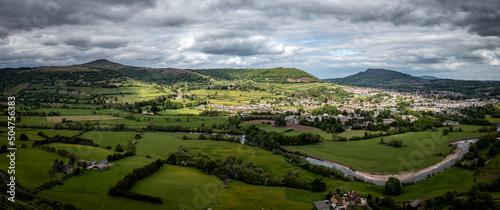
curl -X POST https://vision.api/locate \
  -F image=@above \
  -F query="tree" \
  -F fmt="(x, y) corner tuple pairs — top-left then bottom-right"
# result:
(443, 129), (449, 135)
(20, 133), (29, 141)
(115, 144), (123, 152)
(310, 177), (326, 191)
(385, 177), (401, 195)
(137, 107), (142, 114)
(274, 117), (287, 127)
(477, 155), (488, 167)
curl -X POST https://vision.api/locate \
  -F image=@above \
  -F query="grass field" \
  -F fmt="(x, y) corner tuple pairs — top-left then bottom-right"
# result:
(31, 108), (94, 115)
(157, 108), (201, 116)
(485, 115), (500, 124)
(0, 128), (80, 145)
(2, 83), (30, 95)
(133, 165), (222, 209)
(46, 115), (123, 123)
(392, 167), (475, 201)
(284, 129), (486, 174)
(214, 180), (313, 209)
(37, 156), (159, 210)
(478, 154), (500, 182)
(0, 148), (68, 191)
(47, 143), (115, 161)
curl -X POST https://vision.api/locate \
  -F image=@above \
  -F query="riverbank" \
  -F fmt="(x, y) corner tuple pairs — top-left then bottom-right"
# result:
(302, 137), (480, 185)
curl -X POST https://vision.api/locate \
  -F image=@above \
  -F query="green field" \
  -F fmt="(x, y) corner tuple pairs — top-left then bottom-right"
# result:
(214, 180), (313, 209)
(157, 108), (201, 116)
(485, 115), (500, 124)
(38, 156), (159, 210)
(133, 165), (222, 209)
(2, 83), (30, 95)
(0, 148), (68, 191)
(47, 143), (115, 161)
(30, 108), (94, 115)
(0, 127), (80, 145)
(284, 129), (486, 174)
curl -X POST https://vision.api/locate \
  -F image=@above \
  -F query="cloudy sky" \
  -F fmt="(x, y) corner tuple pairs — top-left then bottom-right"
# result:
(0, 0), (499, 80)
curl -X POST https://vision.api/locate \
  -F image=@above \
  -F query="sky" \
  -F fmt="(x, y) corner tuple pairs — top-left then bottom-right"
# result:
(0, 0), (499, 80)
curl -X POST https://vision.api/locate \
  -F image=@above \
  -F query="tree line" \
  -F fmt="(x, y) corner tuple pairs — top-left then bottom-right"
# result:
(108, 159), (164, 204)
(167, 148), (327, 191)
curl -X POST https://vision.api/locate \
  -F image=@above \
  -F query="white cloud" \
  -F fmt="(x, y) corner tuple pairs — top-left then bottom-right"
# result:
(217, 56), (250, 65)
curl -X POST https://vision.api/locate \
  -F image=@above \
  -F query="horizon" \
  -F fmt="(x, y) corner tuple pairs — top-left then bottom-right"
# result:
(0, 1), (499, 80)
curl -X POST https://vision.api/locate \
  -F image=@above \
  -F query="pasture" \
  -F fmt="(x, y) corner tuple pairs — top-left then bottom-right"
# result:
(46, 115), (123, 123)
(31, 108), (94, 115)
(132, 165), (222, 210)
(214, 180), (312, 209)
(284, 130), (486, 174)
(0, 148), (68, 191)
(2, 83), (30, 95)
(47, 143), (115, 161)
(157, 108), (201, 116)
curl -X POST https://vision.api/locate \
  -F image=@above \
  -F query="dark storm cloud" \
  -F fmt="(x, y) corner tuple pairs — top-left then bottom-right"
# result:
(0, 0), (157, 37)
(92, 39), (128, 49)
(0, 0), (499, 80)
(63, 35), (91, 49)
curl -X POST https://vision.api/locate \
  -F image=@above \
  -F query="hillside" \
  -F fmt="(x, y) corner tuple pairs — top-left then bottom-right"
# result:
(326, 69), (429, 86)
(79, 59), (129, 70)
(193, 67), (319, 83)
(418, 75), (442, 80)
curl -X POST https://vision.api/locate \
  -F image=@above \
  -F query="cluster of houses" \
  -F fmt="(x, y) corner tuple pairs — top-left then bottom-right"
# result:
(314, 191), (422, 210)
(81, 158), (111, 171)
(313, 191), (367, 210)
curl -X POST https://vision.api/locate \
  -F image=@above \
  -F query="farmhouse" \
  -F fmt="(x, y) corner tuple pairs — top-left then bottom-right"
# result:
(382, 119), (396, 124)
(443, 121), (459, 127)
(285, 115), (299, 124)
(313, 200), (330, 210)
(408, 199), (422, 210)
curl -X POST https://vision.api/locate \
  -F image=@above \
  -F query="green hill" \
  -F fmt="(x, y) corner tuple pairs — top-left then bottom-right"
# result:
(193, 67), (319, 83)
(325, 68), (429, 86)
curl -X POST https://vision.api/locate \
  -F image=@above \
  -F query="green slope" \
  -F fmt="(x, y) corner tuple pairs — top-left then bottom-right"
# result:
(326, 68), (429, 86)
(193, 67), (320, 83)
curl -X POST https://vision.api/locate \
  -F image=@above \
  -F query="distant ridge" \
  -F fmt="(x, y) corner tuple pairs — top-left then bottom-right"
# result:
(417, 75), (442, 80)
(325, 68), (429, 86)
(79, 59), (129, 70)
(193, 67), (319, 83)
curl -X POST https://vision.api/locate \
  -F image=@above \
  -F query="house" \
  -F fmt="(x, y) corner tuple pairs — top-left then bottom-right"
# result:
(382, 119), (396, 124)
(100, 158), (109, 165)
(285, 115), (299, 124)
(408, 199), (421, 210)
(313, 200), (330, 210)
(443, 121), (459, 127)
(342, 191), (362, 207)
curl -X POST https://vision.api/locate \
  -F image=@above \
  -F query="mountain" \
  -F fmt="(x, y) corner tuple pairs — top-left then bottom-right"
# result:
(417, 75), (441, 80)
(325, 68), (429, 86)
(79, 59), (129, 70)
(193, 67), (319, 83)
